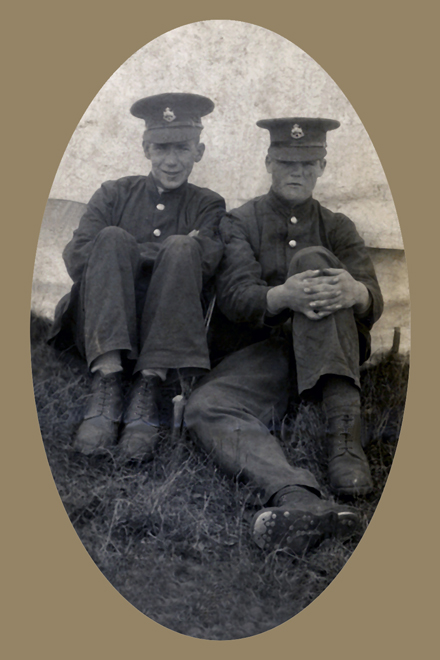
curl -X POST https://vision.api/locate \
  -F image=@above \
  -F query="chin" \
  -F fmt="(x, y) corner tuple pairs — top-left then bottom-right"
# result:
(162, 179), (184, 190)
(282, 192), (305, 203)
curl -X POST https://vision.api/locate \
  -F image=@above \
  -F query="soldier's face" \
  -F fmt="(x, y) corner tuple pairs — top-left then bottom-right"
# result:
(266, 157), (326, 203)
(144, 140), (205, 190)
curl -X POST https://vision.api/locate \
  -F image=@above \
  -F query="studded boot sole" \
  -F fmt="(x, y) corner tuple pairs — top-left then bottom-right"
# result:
(252, 503), (360, 554)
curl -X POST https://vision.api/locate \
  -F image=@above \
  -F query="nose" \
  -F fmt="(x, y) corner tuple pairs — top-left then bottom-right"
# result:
(289, 162), (303, 176)
(163, 148), (179, 167)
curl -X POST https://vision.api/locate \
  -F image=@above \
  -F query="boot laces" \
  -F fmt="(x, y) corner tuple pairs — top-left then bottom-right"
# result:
(96, 374), (119, 415)
(333, 414), (356, 454)
(133, 377), (157, 416)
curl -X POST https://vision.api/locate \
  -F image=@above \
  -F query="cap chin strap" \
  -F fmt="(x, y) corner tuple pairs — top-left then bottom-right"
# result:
(271, 141), (327, 148)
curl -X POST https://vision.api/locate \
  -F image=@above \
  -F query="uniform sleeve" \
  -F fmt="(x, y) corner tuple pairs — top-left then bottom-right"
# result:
(191, 193), (226, 279)
(62, 181), (118, 282)
(216, 213), (271, 325)
(329, 214), (384, 328)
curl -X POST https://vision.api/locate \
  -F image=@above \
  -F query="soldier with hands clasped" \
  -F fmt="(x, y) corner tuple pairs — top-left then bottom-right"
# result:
(185, 116), (383, 554)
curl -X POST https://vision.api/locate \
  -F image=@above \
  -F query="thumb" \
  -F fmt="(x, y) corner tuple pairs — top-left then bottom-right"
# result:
(299, 269), (321, 279)
(322, 268), (344, 276)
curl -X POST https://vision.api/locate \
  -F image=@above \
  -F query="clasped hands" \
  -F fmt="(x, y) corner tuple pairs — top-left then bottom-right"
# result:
(266, 268), (370, 321)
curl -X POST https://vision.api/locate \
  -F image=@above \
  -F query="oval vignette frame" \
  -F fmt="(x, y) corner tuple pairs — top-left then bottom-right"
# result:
(30, 20), (409, 641)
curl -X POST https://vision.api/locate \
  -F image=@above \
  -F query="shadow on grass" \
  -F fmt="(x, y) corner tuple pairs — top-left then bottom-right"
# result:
(31, 312), (409, 640)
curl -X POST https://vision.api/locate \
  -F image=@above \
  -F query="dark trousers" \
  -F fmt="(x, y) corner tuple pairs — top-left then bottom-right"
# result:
(185, 246), (361, 503)
(76, 227), (212, 372)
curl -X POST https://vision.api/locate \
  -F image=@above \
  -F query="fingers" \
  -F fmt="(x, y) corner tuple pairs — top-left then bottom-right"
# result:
(304, 308), (332, 320)
(297, 269), (322, 280)
(304, 304), (339, 319)
(303, 276), (339, 291)
(322, 268), (345, 276)
(316, 303), (342, 313)
(309, 299), (342, 310)
(304, 309), (323, 320)
(304, 289), (341, 302)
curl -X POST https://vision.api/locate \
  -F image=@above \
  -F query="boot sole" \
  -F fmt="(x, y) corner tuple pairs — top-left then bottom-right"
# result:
(252, 506), (359, 554)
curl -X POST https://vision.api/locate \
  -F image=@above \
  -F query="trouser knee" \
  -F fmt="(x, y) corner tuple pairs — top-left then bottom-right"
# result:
(288, 246), (342, 275)
(160, 234), (199, 257)
(91, 226), (137, 255)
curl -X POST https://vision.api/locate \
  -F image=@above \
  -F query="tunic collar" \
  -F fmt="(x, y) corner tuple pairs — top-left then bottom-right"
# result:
(267, 188), (315, 221)
(145, 172), (188, 199)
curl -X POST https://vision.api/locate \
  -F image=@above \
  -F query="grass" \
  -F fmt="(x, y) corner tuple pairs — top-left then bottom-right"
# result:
(31, 312), (409, 640)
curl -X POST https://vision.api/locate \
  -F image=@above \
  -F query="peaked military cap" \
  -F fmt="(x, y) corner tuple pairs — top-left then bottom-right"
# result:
(130, 93), (215, 143)
(257, 117), (340, 161)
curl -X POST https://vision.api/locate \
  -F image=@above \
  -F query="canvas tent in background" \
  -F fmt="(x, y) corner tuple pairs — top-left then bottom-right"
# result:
(31, 21), (409, 359)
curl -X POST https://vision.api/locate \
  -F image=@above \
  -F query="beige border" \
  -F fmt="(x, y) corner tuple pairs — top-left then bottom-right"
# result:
(4, 1), (437, 658)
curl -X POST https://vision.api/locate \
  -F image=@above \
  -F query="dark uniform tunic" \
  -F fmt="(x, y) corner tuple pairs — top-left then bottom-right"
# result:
(185, 188), (383, 503)
(50, 173), (226, 372)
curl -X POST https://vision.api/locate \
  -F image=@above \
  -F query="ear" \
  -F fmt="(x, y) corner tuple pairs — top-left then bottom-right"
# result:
(265, 155), (274, 174)
(316, 158), (327, 177)
(143, 143), (152, 161)
(194, 142), (205, 163)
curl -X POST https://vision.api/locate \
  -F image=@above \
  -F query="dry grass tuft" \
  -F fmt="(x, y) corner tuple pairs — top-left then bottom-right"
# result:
(31, 312), (408, 640)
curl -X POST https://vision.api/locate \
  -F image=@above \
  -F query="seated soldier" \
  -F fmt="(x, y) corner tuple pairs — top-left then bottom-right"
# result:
(49, 93), (225, 460)
(185, 116), (384, 554)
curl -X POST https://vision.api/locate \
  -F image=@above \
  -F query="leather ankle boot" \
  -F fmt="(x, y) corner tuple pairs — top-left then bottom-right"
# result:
(118, 374), (161, 460)
(73, 372), (123, 455)
(327, 413), (373, 497)
(252, 485), (360, 554)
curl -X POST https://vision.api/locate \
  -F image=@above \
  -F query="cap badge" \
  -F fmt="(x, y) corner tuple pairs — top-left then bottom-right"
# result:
(291, 124), (304, 139)
(163, 107), (176, 122)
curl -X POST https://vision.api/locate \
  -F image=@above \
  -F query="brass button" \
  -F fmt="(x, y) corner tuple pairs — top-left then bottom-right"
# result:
(156, 203), (165, 211)
(153, 228), (161, 237)
(289, 239), (297, 248)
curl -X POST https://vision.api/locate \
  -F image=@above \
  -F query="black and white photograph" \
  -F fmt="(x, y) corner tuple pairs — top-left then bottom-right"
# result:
(30, 20), (410, 640)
